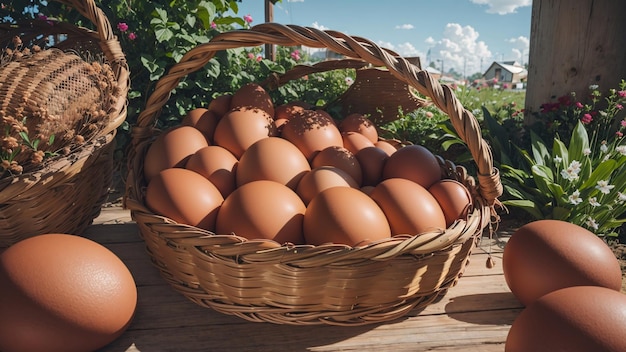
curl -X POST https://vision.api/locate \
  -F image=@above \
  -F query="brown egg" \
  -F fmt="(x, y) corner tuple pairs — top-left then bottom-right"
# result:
(185, 145), (239, 198)
(216, 180), (306, 244)
(338, 113), (378, 143)
(428, 179), (473, 227)
(311, 146), (363, 186)
(296, 166), (359, 205)
(506, 286), (626, 352)
(0, 234), (136, 352)
(236, 137), (311, 190)
(304, 186), (391, 246)
(213, 106), (278, 159)
(274, 101), (311, 121)
(230, 83), (275, 117)
(341, 131), (375, 155)
(281, 109), (343, 161)
(208, 94), (233, 118)
(374, 140), (399, 156)
(370, 178), (446, 236)
(383, 144), (442, 188)
(146, 168), (224, 231)
(355, 146), (389, 186)
(181, 108), (220, 144)
(502, 220), (623, 306)
(360, 185), (375, 195)
(143, 125), (210, 183)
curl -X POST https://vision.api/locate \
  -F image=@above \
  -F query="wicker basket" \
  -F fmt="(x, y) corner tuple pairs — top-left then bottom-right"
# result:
(0, 0), (129, 248)
(125, 23), (502, 326)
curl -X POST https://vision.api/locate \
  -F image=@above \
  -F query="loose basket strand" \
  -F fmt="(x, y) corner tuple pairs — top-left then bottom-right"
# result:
(125, 23), (502, 326)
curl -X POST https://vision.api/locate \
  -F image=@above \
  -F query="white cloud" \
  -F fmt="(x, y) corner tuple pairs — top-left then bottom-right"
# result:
(470, 0), (532, 15)
(311, 21), (329, 30)
(396, 42), (423, 58)
(395, 24), (414, 30)
(424, 37), (436, 45)
(507, 35), (530, 64)
(287, 0), (304, 2)
(426, 23), (492, 75)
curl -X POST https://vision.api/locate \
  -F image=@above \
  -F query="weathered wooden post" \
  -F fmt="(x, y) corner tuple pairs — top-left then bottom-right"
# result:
(264, 0), (276, 61)
(524, 0), (626, 124)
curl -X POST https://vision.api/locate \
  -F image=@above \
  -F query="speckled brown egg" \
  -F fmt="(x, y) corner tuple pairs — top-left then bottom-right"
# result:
(281, 109), (343, 161)
(338, 113), (378, 143)
(143, 125), (209, 183)
(505, 286), (626, 352)
(341, 131), (375, 155)
(213, 106), (277, 159)
(370, 178), (446, 236)
(383, 144), (442, 188)
(185, 145), (239, 198)
(502, 220), (623, 306)
(0, 234), (137, 352)
(230, 83), (275, 117)
(146, 168), (224, 231)
(216, 180), (306, 244)
(428, 179), (473, 227)
(311, 146), (363, 186)
(208, 94), (233, 118)
(304, 186), (391, 246)
(236, 137), (311, 190)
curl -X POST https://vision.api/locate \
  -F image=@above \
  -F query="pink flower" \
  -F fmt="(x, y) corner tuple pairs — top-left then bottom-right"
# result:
(617, 104), (624, 110)
(581, 113), (593, 124)
(619, 90), (626, 98)
(256, 55), (262, 62)
(616, 131), (623, 137)
(210, 22), (217, 29)
(248, 52), (255, 60)
(575, 101), (584, 109)
(290, 50), (300, 61)
(622, 119), (626, 128)
(117, 22), (129, 32)
(425, 111), (434, 118)
(127, 32), (137, 40)
(243, 14), (253, 23)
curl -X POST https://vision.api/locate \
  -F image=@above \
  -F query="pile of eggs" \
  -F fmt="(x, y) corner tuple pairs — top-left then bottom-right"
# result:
(143, 83), (473, 247)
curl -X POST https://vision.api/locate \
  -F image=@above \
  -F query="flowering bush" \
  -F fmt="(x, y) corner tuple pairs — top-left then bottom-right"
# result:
(502, 80), (626, 238)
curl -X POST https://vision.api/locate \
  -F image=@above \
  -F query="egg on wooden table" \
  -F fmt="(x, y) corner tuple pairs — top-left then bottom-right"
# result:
(146, 168), (224, 231)
(0, 234), (137, 352)
(143, 125), (209, 182)
(216, 180), (306, 244)
(505, 286), (626, 352)
(502, 219), (623, 306)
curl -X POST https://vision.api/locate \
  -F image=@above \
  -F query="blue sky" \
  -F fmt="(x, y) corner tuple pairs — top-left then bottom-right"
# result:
(233, 0), (532, 75)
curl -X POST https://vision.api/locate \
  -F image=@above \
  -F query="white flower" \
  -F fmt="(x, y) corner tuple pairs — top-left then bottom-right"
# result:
(596, 180), (615, 194)
(553, 156), (562, 164)
(569, 160), (581, 171)
(618, 192), (626, 202)
(589, 197), (600, 207)
(616, 146), (626, 156)
(586, 217), (599, 231)
(561, 160), (581, 181)
(568, 190), (582, 205)
(583, 148), (591, 156)
(601, 142), (608, 153)
(345, 77), (354, 85)
(589, 84), (599, 90)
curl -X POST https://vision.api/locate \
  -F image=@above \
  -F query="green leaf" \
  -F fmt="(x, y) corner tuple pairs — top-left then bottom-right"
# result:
(153, 7), (168, 22)
(580, 159), (617, 190)
(568, 121), (589, 162)
(502, 199), (544, 219)
(553, 138), (568, 166)
(530, 130), (550, 166)
(197, 1), (216, 29)
(552, 206), (571, 220)
(154, 24), (174, 42)
(531, 164), (555, 196)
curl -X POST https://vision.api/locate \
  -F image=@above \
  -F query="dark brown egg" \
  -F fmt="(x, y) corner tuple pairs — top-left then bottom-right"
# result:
(181, 108), (220, 144)
(370, 178), (446, 236)
(0, 234), (136, 352)
(502, 220), (623, 306)
(146, 168), (224, 231)
(230, 83), (275, 117)
(281, 109), (343, 161)
(213, 106), (278, 159)
(216, 180), (306, 244)
(506, 286), (626, 352)
(207, 94), (233, 118)
(383, 144), (442, 188)
(143, 125), (210, 183)
(338, 113), (378, 143)
(355, 146), (389, 186)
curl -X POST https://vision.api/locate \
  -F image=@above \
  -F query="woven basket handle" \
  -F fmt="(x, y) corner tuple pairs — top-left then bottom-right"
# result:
(261, 58), (369, 88)
(133, 23), (502, 206)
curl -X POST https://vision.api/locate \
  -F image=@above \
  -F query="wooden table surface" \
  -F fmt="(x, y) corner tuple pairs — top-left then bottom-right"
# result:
(89, 205), (522, 352)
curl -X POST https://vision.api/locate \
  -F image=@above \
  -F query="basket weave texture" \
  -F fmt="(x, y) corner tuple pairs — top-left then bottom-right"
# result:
(0, 0), (129, 247)
(125, 23), (502, 326)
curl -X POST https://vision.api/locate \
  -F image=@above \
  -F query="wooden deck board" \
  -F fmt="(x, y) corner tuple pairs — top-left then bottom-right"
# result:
(88, 207), (521, 352)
